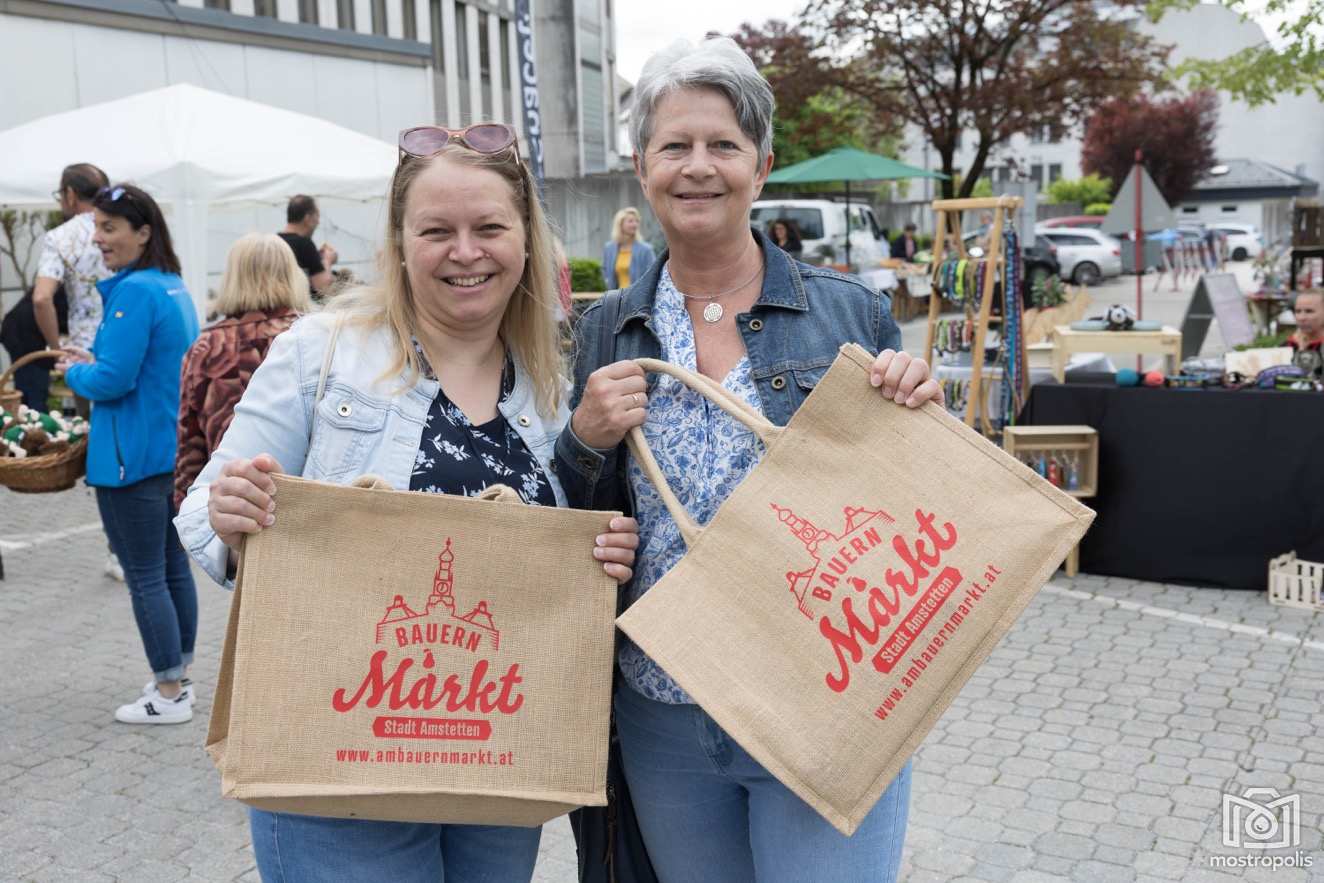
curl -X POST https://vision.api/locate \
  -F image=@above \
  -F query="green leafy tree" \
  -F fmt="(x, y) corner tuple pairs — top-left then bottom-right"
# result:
(1149, 0), (1324, 105)
(1045, 174), (1114, 207)
(731, 19), (899, 169)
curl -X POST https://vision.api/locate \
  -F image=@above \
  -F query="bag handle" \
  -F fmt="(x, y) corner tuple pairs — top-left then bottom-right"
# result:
(315, 313), (347, 405)
(625, 358), (783, 547)
(351, 474), (523, 504)
(2, 348), (67, 390)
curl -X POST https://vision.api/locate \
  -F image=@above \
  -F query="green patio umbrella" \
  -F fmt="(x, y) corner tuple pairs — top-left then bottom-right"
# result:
(766, 147), (948, 265)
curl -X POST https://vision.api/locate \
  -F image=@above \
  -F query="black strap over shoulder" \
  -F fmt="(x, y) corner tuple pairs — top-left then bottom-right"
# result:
(597, 289), (622, 366)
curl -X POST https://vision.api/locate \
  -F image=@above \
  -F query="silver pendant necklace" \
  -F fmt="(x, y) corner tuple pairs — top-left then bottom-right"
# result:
(678, 258), (763, 325)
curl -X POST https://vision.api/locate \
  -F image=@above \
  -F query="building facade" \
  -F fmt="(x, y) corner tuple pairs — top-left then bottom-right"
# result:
(0, 0), (625, 299)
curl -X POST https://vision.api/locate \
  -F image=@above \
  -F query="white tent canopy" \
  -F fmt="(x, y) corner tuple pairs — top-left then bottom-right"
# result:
(0, 83), (397, 315)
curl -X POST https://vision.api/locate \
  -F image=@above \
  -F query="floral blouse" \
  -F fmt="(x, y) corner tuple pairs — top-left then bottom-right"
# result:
(35, 212), (109, 350)
(408, 342), (556, 507)
(621, 265), (766, 704)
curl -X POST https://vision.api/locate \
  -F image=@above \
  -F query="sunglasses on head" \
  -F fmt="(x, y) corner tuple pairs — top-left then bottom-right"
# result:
(398, 123), (518, 159)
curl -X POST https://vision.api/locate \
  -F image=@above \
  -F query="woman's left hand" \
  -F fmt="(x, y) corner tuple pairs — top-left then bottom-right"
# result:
(55, 347), (94, 374)
(871, 349), (944, 408)
(592, 516), (640, 584)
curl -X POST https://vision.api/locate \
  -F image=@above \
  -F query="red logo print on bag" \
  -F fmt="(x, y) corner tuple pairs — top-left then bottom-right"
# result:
(772, 503), (991, 697)
(330, 539), (526, 742)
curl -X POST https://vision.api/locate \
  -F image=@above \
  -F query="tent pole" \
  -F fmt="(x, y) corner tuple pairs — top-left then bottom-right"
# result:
(844, 180), (852, 269)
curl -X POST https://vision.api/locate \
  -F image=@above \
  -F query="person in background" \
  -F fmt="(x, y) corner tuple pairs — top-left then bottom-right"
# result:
(1288, 289), (1323, 377)
(560, 36), (940, 883)
(56, 184), (200, 724)
(602, 207), (657, 291)
(175, 122), (639, 880)
(278, 194), (338, 296)
(767, 218), (802, 258)
(891, 222), (919, 260)
(174, 234), (312, 509)
(1, 284), (68, 408)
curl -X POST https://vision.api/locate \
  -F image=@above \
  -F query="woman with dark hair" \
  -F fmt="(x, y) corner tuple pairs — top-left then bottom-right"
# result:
(767, 218), (802, 258)
(57, 183), (201, 724)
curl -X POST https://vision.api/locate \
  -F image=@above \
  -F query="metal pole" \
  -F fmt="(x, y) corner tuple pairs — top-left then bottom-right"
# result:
(845, 179), (853, 268)
(1134, 148), (1143, 321)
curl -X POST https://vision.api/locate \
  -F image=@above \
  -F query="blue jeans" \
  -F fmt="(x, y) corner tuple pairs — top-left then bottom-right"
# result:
(614, 684), (912, 883)
(248, 809), (542, 882)
(95, 472), (197, 682)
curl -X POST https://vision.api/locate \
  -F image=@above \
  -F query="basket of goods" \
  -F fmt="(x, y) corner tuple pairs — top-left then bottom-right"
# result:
(0, 349), (65, 414)
(0, 403), (89, 493)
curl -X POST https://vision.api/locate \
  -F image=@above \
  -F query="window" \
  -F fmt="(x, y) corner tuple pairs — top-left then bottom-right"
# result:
(298, 0), (318, 23)
(1222, 205), (1238, 213)
(429, 0), (445, 68)
(1182, 206), (1199, 214)
(371, 0), (386, 34)
(337, 0), (354, 29)
(749, 207), (824, 241)
(478, 13), (490, 78)
(204, 0), (230, 9)
(252, 0), (276, 16)
(1030, 164), (1044, 189)
(401, 0), (415, 38)
(1049, 163), (1062, 184)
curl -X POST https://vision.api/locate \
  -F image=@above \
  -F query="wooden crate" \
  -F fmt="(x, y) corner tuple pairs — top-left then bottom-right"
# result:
(1002, 425), (1098, 498)
(1268, 552), (1324, 611)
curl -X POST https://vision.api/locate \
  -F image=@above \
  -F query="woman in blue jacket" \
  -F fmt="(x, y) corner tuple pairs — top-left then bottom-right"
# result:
(601, 207), (657, 290)
(58, 184), (201, 725)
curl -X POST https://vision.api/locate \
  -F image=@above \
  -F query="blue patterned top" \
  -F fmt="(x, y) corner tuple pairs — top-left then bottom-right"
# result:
(620, 265), (766, 704)
(407, 341), (556, 506)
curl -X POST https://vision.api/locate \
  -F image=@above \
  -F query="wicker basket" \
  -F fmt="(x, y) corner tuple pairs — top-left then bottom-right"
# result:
(0, 436), (88, 493)
(0, 349), (66, 414)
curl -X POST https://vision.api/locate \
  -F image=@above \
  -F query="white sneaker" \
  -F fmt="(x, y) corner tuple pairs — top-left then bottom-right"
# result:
(143, 678), (196, 706)
(104, 555), (125, 582)
(115, 689), (193, 724)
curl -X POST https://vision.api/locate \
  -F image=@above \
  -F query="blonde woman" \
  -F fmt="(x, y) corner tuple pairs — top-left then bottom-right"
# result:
(602, 206), (656, 290)
(173, 233), (313, 508)
(173, 123), (638, 881)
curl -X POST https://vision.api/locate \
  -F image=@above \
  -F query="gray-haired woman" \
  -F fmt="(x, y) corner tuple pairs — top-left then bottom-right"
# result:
(556, 37), (941, 882)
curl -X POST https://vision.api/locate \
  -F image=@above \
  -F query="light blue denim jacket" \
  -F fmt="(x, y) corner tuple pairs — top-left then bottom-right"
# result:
(174, 312), (569, 588)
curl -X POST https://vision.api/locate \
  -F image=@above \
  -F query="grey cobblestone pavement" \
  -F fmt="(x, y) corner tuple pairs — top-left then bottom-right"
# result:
(2, 485), (1321, 882)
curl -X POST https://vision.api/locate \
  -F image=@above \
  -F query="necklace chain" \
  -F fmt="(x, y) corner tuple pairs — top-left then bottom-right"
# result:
(675, 256), (763, 302)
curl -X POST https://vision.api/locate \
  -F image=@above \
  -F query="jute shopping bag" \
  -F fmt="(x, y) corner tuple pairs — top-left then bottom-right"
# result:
(618, 345), (1094, 835)
(207, 475), (620, 826)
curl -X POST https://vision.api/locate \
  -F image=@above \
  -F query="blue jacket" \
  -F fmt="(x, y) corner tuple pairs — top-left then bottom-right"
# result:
(601, 239), (657, 290)
(65, 267), (199, 487)
(558, 227), (900, 516)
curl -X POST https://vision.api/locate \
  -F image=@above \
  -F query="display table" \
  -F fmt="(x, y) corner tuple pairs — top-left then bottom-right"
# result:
(1022, 378), (1324, 589)
(1050, 325), (1181, 382)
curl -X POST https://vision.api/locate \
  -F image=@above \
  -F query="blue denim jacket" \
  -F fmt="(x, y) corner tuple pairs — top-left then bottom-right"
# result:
(175, 312), (568, 587)
(555, 227), (900, 517)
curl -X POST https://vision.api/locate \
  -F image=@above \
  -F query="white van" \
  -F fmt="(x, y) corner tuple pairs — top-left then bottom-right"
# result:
(751, 199), (889, 266)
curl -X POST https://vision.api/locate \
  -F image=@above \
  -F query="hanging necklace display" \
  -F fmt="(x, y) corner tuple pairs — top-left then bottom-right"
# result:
(678, 260), (763, 324)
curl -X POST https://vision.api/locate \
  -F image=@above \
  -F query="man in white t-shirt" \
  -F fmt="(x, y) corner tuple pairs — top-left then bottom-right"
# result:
(33, 164), (111, 354)
(30, 163), (124, 582)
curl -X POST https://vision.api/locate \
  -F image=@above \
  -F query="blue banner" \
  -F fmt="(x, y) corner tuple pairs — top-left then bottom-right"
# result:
(514, 0), (544, 186)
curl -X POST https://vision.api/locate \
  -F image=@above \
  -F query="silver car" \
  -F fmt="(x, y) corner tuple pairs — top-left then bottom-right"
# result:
(1035, 226), (1124, 286)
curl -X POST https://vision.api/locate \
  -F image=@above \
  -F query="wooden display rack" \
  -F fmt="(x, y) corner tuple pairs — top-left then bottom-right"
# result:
(1003, 425), (1098, 576)
(923, 196), (1025, 436)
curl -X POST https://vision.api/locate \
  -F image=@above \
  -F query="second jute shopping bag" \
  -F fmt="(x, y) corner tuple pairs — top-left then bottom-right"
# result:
(619, 345), (1095, 835)
(207, 475), (620, 826)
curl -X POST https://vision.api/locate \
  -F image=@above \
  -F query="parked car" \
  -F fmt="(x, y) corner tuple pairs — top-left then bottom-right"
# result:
(1210, 222), (1263, 261)
(750, 199), (888, 266)
(1035, 226), (1123, 286)
(1038, 215), (1105, 230)
(962, 230), (1061, 306)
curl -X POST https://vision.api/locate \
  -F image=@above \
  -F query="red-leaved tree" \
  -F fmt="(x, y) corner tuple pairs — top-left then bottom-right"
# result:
(1081, 90), (1219, 204)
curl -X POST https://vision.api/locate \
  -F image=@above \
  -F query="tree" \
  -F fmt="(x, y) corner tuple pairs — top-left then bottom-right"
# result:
(1045, 174), (1114, 207)
(805, 0), (1170, 199)
(1080, 90), (1219, 204)
(731, 19), (898, 169)
(1149, 0), (1324, 106)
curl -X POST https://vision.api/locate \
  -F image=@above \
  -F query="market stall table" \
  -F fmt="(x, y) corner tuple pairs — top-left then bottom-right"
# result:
(1050, 325), (1182, 382)
(1021, 377), (1324, 589)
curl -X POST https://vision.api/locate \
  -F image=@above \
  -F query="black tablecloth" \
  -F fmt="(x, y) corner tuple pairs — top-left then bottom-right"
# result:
(1022, 378), (1324, 590)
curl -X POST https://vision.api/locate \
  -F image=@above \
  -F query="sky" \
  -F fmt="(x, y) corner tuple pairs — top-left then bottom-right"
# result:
(614, 0), (805, 82)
